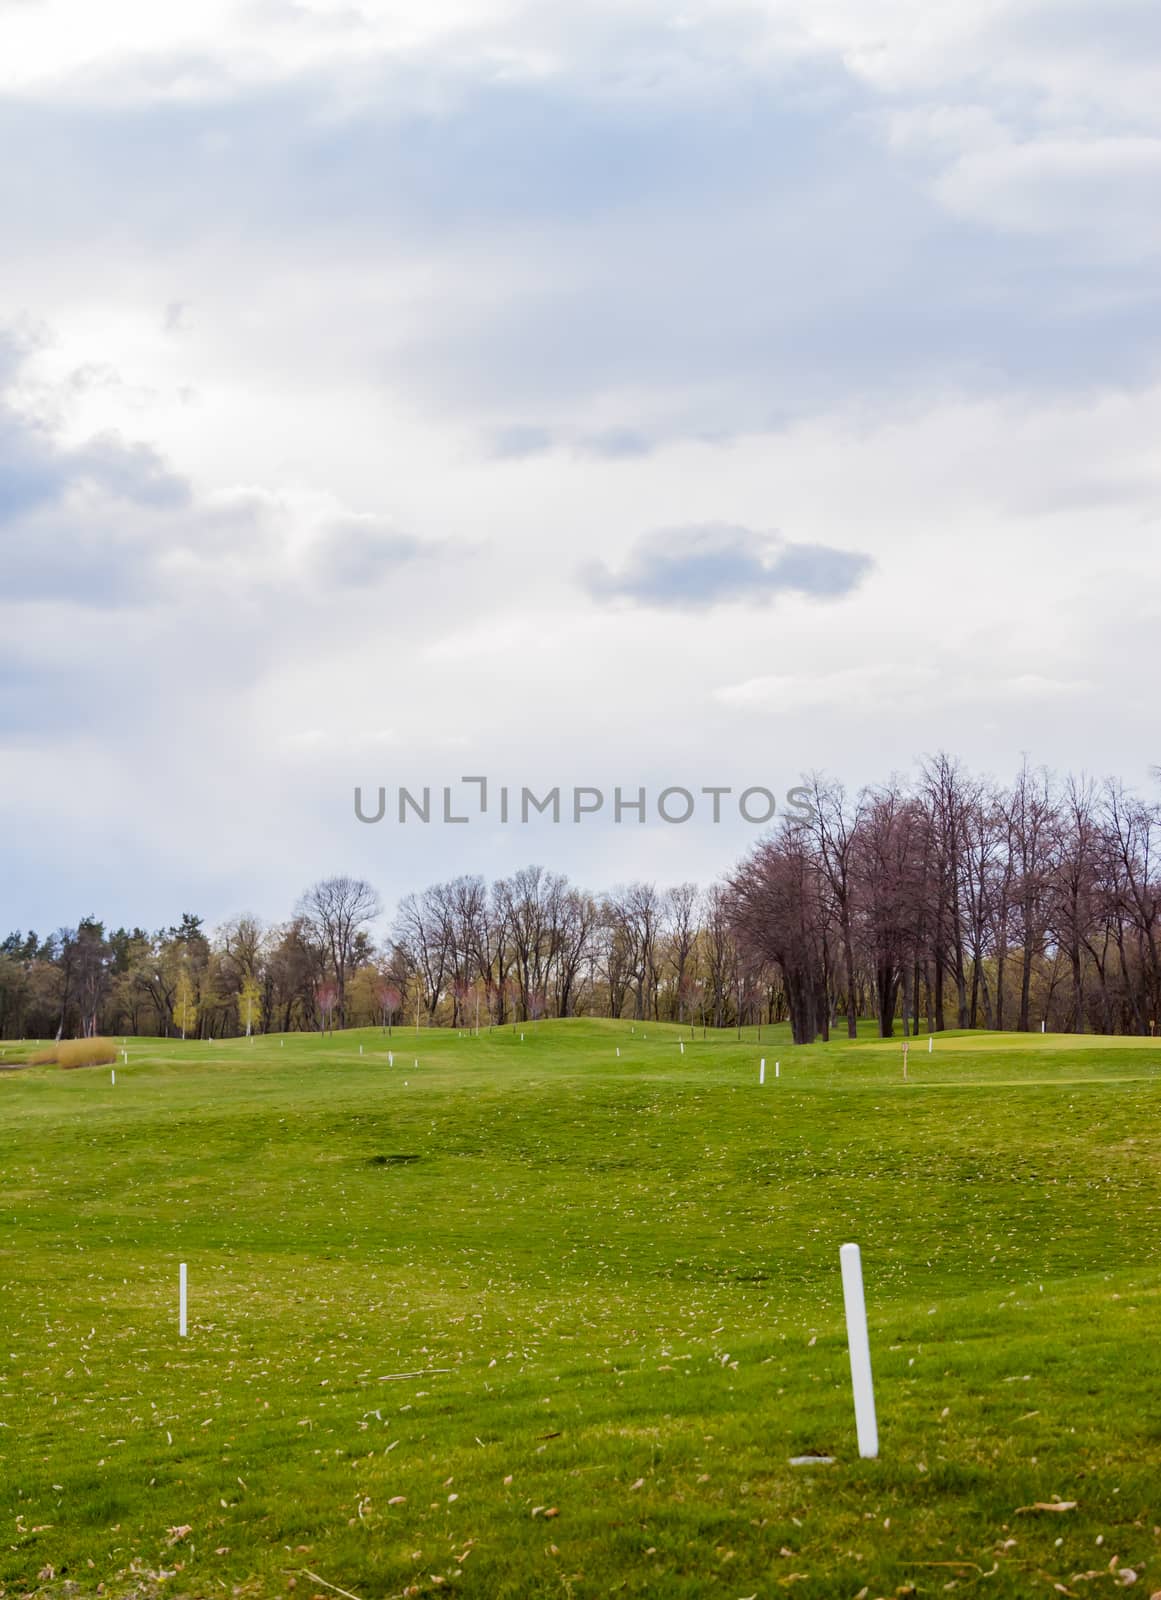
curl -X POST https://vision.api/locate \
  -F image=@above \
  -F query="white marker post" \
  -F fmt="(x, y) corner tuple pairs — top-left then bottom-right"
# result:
(760, 1058), (766, 1085)
(1041, 1020), (1046, 1034)
(679, 1040), (684, 1055)
(359, 1044), (364, 1055)
(928, 1035), (933, 1054)
(616, 1046), (620, 1058)
(111, 1069), (116, 1085)
(179, 1263), (188, 1338)
(122, 1049), (128, 1064)
(775, 1060), (780, 1078)
(388, 1050), (394, 1067)
(839, 1243), (878, 1458)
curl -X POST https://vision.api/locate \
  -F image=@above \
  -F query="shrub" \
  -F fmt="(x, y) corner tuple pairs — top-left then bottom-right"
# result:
(30, 1039), (118, 1069)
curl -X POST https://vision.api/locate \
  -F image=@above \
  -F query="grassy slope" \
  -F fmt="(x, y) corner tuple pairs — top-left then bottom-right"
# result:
(1, 1021), (1159, 1600)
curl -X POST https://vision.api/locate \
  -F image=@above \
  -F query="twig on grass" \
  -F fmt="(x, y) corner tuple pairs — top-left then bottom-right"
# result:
(299, 1568), (366, 1600)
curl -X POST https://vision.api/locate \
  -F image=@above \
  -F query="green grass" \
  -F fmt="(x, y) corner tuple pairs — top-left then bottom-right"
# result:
(2, 1021), (1160, 1600)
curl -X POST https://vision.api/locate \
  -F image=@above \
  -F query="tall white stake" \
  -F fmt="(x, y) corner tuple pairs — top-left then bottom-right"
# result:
(759, 1058), (765, 1085)
(928, 1035), (933, 1053)
(179, 1263), (188, 1338)
(775, 1060), (780, 1078)
(840, 1243), (878, 1458)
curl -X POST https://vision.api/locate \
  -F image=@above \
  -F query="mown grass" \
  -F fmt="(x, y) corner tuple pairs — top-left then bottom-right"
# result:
(1, 1021), (1159, 1600)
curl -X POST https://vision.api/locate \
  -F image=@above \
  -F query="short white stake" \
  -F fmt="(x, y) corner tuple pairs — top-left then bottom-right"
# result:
(679, 1040), (684, 1054)
(840, 1243), (878, 1458)
(179, 1263), (188, 1338)
(616, 1047), (620, 1058)
(928, 1035), (933, 1053)
(775, 1060), (780, 1078)
(1041, 1020), (1046, 1033)
(111, 1069), (116, 1085)
(388, 1051), (394, 1067)
(759, 1058), (765, 1085)
(122, 1050), (128, 1064)
(413, 1058), (418, 1068)
(520, 1032), (525, 1041)
(359, 1044), (364, 1055)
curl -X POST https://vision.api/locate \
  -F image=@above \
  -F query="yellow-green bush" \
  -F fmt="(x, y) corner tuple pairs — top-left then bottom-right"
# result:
(30, 1039), (118, 1069)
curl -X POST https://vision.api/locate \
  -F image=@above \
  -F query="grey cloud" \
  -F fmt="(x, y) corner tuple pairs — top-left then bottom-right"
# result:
(0, 335), (388, 609)
(484, 424), (655, 461)
(78, 433), (190, 507)
(581, 524), (873, 611)
(4, 51), (1160, 447)
(1, 393), (188, 525)
(0, 368), (207, 607)
(575, 427), (655, 460)
(311, 515), (436, 587)
(487, 425), (555, 460)
(0, 645), (78, 738)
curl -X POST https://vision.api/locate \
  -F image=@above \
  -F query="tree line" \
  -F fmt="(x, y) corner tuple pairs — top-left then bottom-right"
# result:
(2, 758), (1158, 1043)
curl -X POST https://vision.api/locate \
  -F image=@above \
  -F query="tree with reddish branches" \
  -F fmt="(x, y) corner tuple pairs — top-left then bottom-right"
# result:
(315, 981), (339, 1034)
(377, 981), (402, 1035)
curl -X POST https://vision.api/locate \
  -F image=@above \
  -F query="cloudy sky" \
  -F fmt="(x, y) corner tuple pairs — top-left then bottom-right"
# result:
(2, 0), (1159, 935)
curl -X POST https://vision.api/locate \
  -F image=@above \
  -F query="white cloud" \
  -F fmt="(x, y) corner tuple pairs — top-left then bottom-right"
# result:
(936, 137), (1161, 255)
(714, 665), (1092, 714)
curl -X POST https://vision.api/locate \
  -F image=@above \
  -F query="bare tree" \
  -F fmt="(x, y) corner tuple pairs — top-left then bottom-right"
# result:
(1006, 762), (1057, 1032)
(664, 883), (700, 1024)
(805, 776), (864, 1038)
(730, 829), (828, 1045)
(297, 876), (382, 1030)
